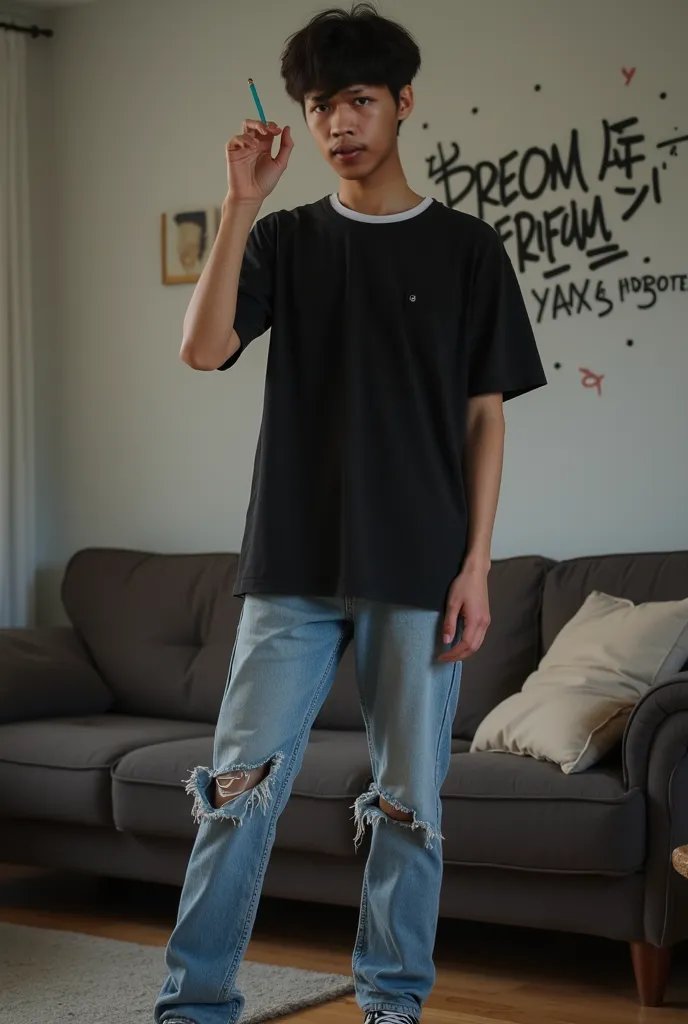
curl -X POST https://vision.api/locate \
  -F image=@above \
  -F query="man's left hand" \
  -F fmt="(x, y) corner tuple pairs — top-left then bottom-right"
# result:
(438, 565), (491, 662)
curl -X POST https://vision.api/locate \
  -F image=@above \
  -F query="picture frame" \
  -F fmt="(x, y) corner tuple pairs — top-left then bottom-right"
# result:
(161, 206), (219, 285)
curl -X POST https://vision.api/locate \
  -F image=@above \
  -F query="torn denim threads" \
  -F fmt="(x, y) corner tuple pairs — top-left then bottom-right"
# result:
(353, 782), (444, 850)
(185, 752), (284, 825)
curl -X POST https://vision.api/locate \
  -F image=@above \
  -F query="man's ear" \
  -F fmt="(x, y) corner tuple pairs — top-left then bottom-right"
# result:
(397, 84), (414, 125)
(396, 84), (414, 135)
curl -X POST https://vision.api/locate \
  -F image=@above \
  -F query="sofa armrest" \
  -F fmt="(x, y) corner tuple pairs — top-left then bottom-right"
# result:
(622, 672), (688, 947)
(0, 627), (113, 724)
(623, 672), (688, 790)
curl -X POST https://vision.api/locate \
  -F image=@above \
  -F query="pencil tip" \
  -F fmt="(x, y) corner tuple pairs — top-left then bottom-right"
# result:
(248, 78), (254, 85)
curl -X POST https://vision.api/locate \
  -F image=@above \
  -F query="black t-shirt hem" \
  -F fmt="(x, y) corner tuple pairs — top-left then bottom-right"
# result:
(234, 575), (449, 613)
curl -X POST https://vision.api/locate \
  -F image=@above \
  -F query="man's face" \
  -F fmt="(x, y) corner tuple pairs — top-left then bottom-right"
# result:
(304, 83), (413, 180)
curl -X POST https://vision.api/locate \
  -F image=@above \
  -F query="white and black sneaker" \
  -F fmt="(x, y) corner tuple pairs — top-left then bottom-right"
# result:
(364, 1012), (419, 1024)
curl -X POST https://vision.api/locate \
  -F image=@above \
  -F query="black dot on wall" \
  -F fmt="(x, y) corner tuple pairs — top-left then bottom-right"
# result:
(662, 161), (668, 170)
(471, 107), (479, 115)
(627, 339), (634, 347)
(643, 257), (651, 264)
(660, 92), (667, 99)
(554, 362), (562, 369)
(422, 122), (429, 129)
(534, 84), (542, 92)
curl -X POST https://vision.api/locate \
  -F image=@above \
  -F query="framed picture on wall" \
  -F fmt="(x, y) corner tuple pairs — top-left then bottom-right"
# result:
(161, 207), (219, 284)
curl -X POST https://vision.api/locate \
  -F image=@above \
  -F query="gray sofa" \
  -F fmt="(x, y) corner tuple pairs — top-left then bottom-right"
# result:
(1, 547), (687, 1005)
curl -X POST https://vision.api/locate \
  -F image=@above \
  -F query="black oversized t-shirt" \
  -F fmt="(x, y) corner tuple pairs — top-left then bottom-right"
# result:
(219, 195), (546, 611)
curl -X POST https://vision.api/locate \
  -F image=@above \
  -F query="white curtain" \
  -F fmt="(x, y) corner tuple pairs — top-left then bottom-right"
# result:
(0, 30), (36, 627)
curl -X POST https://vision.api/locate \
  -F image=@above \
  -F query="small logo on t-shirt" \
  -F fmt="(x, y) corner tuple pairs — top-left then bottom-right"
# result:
(409, 294), (417, 303)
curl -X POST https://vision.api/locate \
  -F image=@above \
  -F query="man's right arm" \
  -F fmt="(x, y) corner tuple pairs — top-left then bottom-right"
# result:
(180, 118), (294, 371)
(180, 198), (262, 371)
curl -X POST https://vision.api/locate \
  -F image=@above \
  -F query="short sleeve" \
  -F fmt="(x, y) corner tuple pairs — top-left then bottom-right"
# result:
(467, 230), (547, 401)
(217, 212), (277, 371)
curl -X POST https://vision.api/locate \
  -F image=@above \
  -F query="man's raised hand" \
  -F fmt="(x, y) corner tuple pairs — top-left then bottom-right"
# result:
(225, 119), (294, 204)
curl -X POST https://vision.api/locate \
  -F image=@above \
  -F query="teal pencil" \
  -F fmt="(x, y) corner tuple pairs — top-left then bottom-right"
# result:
(248, 78), (267, 124)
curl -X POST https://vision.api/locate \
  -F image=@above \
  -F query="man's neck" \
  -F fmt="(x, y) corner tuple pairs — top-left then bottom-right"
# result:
(337, 151), (423, 217)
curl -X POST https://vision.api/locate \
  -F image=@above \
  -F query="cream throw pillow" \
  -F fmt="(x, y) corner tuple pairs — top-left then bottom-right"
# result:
(470, 590), (688, 773)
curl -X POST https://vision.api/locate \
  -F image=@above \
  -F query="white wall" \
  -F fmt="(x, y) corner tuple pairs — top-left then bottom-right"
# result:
(37, 0), (688, 622)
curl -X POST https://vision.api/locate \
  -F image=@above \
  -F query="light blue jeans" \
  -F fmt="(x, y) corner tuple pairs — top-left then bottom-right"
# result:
(155, 595), (462, 1024)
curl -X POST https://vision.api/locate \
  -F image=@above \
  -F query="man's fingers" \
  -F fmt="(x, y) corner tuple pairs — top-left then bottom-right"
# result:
(460, 615), (481, 651)
(442, 602), (461, 645)
(242, 119), (282, 137)
(460, 605), (491, 649)
(438, 623), (490, 662)
(226, 141), (259, 163)
(438, 641), (470, 662)
(242, 119), (268, 136)
(273, 126), (294, 171)
(438, 639), (472, 662)
(228, 134), (260, 153)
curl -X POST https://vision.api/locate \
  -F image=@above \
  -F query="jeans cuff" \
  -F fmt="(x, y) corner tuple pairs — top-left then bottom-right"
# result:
(361, 1002), (420, 1017)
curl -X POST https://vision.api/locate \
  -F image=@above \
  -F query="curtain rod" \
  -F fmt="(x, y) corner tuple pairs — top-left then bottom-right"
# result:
(1, 19), (53, 38)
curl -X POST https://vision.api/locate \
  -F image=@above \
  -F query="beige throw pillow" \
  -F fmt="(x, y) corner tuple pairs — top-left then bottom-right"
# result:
(470, 591), (688, 773)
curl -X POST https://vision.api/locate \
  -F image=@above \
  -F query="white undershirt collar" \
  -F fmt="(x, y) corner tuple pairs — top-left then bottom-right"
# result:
(329, 192), (433, 224)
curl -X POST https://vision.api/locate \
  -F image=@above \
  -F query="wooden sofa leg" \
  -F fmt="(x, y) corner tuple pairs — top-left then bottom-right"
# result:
(630, 941), (672, 1006)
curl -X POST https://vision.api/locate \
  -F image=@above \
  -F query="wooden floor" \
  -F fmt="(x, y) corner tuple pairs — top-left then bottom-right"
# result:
(1, 864), (687, 1024)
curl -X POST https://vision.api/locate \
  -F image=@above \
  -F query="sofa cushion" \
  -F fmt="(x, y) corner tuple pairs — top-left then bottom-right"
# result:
(112, 729), (375, 857)
(440, 749), (645, 874)
(453, 556), (554, 740)
(541, 550), (688, 653)
(61, 549), (243, 721)
(0, 714), (214, 827)
(472, 590), (688, 773)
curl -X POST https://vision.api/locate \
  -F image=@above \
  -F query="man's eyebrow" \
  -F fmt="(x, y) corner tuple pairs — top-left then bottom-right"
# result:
(306, 85), (368, 102)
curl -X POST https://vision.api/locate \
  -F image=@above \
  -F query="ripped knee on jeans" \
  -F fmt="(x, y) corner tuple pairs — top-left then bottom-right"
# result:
(378, 796), (413, 821)
(184, 751), (284, 825)
(214, 764), (269, 807)
(352, 782), (443, 850)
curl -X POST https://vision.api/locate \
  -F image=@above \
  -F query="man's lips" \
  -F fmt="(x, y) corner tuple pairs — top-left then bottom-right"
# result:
(332, 146), (365, 159)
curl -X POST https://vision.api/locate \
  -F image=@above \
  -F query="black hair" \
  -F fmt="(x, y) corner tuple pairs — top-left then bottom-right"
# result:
(173, 211), (208, 260)
(281, 3), (420, 108)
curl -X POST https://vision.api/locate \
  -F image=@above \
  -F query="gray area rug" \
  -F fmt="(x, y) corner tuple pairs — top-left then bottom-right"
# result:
(0, 922), (354, 1024)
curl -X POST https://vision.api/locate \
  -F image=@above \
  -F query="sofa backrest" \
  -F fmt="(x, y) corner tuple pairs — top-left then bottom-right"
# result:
(541, 550), (688, 653)
(62, 548), (243, 722)
(62, 548), (552, 736)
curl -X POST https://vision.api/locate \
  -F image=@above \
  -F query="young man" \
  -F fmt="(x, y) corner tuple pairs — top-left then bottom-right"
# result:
(155, 5), (546, 1024)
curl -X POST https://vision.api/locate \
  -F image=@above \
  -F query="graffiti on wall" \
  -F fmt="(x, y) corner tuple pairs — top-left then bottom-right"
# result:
(424, 71), (686, 393)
